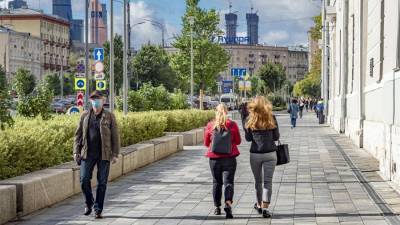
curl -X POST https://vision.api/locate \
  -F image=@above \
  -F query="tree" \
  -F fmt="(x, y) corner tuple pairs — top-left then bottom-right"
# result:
(132, 44), (178, 91)
(45, 73), (61, 96)
(255, 63), (286, 94)
(13, 68), (36, 96)
(171, 0), (230, 109)
(0, 65), (13, 130)
(104, 35), (124, 95)
(17, 82), (53, 120)
(293, 15), (322, 97)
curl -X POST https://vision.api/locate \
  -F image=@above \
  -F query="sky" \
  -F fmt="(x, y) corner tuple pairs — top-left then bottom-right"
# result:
(1, 0), (321, 49)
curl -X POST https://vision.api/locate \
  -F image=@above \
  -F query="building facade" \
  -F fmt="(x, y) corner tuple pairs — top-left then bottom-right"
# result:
(220, 44), (289, 81)
(322, 0), (400, 184)
(288, 47), (309, 84)
(8, 0), (27, 9)
(89, 0), (107, 45)
(0, 8), (70, 79)
(0, 26), (41, 81)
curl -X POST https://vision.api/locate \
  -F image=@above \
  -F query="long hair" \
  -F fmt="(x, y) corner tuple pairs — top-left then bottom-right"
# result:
(213, 103), (228, 130)
(246, 96), (276, 130)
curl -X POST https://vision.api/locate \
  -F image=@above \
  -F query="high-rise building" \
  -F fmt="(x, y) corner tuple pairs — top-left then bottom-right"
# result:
(225, 13), (237, 44)
(52, 0), (72, 22)
(89, 0), (107, 45)
(8, 0), (27, 9)
(246, 10), (259, 45)
(71, 19), (83, 42)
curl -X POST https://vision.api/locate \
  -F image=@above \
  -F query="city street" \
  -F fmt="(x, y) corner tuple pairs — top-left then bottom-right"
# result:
(7, 112), (400, 225)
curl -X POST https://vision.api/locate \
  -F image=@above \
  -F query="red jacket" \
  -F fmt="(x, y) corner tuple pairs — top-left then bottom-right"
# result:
(204, 119), (241, 159)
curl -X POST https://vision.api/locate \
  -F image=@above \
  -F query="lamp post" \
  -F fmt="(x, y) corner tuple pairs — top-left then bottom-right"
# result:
(123, 0), (128, 115)
(109, 0), (114, 112)
(188, 16), (194, 109)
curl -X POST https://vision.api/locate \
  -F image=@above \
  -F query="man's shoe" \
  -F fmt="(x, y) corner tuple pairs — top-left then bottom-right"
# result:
(94, 212), (103, 219)
(224, 205), (233, 219)
(84, 206), (92, 216)
(214, 207), (221, 215)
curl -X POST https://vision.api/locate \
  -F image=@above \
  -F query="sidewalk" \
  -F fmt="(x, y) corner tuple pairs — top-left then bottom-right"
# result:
(7, 112), (400, 225)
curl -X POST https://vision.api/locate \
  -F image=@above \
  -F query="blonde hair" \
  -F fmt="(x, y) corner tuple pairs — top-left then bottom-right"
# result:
(246, 96), (276, 130)
(213, 103), (228, 129)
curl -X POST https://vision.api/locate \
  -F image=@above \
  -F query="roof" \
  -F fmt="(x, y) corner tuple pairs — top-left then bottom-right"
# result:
(288, 46), (309, 52)
(0, 25), (39, 39)
(0, 8), (70, 26)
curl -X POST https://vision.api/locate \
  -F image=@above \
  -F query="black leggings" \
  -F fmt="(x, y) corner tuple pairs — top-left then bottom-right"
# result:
(209, 157), (237, 207)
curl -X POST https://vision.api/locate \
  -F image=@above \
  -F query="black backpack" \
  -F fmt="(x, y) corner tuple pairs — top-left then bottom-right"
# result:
(211, 123), (233, 154)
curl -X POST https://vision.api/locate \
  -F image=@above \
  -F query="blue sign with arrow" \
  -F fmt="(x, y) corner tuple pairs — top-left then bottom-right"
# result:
(231, 68), (247, 78)
(93, 48), (104, 61)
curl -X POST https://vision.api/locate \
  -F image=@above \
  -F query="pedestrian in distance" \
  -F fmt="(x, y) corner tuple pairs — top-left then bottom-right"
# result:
(299, 99), (305, 119)
(316, 98), (325, 124)
(242, 96), (280, 218)
(288, 99), (300, 129)
(204, 103), (241, 219)
(73, 90), (120, 219)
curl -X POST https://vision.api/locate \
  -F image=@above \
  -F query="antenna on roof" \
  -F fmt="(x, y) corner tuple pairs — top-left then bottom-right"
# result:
(228, 1), (232, 13)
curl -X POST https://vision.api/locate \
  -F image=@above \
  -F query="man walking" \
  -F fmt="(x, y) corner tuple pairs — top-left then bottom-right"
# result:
(73, 90), (120, 219)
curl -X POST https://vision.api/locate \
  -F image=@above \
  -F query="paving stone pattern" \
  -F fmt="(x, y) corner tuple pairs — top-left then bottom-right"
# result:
(8, 112), (400, 225)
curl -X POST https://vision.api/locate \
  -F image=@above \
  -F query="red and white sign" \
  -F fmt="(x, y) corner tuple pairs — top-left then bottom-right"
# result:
(94, 61), (104, 73)
(76, 91), (84, 107)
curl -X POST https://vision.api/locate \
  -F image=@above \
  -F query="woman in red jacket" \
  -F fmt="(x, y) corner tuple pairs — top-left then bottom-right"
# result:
(204, 104), (241, 219)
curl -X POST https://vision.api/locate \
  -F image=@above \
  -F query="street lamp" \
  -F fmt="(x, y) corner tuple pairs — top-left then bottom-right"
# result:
(131, 19), (165, 48)
(188, 16), (194, 109)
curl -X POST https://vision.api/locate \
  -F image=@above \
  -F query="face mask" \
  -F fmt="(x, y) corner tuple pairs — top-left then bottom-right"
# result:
(91, 99), (103, 109)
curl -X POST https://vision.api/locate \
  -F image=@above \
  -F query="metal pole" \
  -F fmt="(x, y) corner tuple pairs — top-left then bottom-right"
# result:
(162, 26), (165, 48)
(84, 0), (89, 109)
(190, 22), (194, 109)
(109, 0), (114, 112)
(123, 0), (128, 115)
(60, 65), (64, 98)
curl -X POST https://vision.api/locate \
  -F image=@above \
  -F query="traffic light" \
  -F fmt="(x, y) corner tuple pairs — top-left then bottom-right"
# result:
(76, 91), (84, 107)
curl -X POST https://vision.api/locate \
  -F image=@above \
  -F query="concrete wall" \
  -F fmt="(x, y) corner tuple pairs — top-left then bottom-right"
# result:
(0, 127), (204, 224)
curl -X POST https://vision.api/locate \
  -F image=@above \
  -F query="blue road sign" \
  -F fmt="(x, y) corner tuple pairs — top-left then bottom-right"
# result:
(94, 48), (104, 61)
(76, 64), (85, 73)
(222, 80), (233, 94)
(231, 68), (247, 78)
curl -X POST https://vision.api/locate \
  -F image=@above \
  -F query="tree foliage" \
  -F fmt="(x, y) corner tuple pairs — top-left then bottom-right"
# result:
(17, 82), (54, 120)
(253, 63), (286, 94)
(104, 35), (124, 95)
(170, 0), (230, 95)
(132, 45), (178, 91)
(14, 68), (36, 96)
(0, 65), (13, 130)
(310, 14), (322, 41)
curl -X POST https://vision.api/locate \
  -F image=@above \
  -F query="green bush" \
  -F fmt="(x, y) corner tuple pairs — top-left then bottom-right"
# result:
(0, 110), (214, 179)
(267, 94), (286, 108)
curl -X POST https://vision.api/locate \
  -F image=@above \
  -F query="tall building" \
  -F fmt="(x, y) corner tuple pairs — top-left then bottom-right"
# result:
(0, 26), (41, 81)
(70, 19), (83, 42)
(52, 0), (72, 22)
(225, 4), (237, 45)
(8, 0), (27, 9)
(0, 8), (70, 78)
(246, 10), (259, 45)
(89, 0), (107, 45)
(52, 0), (82, 42)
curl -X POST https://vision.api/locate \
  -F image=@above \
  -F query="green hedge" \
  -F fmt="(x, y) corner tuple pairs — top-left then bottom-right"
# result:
(0, 110), (214, 180)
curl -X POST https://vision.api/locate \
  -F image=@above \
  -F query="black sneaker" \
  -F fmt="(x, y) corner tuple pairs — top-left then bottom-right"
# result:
(262, 209), (271, 218)
(214, 207), (221, 215)
(254, 203), (262, 214)
(224, 204), (233, 219)
(83, 206), (92, 216)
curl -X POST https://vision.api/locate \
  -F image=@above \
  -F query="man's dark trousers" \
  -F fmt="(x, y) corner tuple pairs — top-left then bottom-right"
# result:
(80, 157), (110, 213)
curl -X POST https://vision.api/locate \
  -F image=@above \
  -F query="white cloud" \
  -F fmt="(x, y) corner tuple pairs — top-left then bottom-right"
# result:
(261, 31), (289, 45)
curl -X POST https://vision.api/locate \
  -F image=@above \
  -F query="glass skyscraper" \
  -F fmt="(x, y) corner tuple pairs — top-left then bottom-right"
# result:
(53, 0), (83, 42)
(8, 0), (28, 9)
(246, 12), (259, 45)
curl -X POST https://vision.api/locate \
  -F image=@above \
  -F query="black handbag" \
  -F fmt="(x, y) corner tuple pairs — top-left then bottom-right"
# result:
(276, 141), (290, 165)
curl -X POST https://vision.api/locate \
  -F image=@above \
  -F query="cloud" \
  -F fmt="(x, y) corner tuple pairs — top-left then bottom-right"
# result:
(260, 31), (289, 45)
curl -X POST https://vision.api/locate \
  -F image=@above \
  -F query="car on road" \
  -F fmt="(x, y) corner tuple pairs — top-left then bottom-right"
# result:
(51, 102), (67, 114)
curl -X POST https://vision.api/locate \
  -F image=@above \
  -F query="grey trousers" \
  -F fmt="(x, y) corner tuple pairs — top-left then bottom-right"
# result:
(250, 152), (277, 204)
